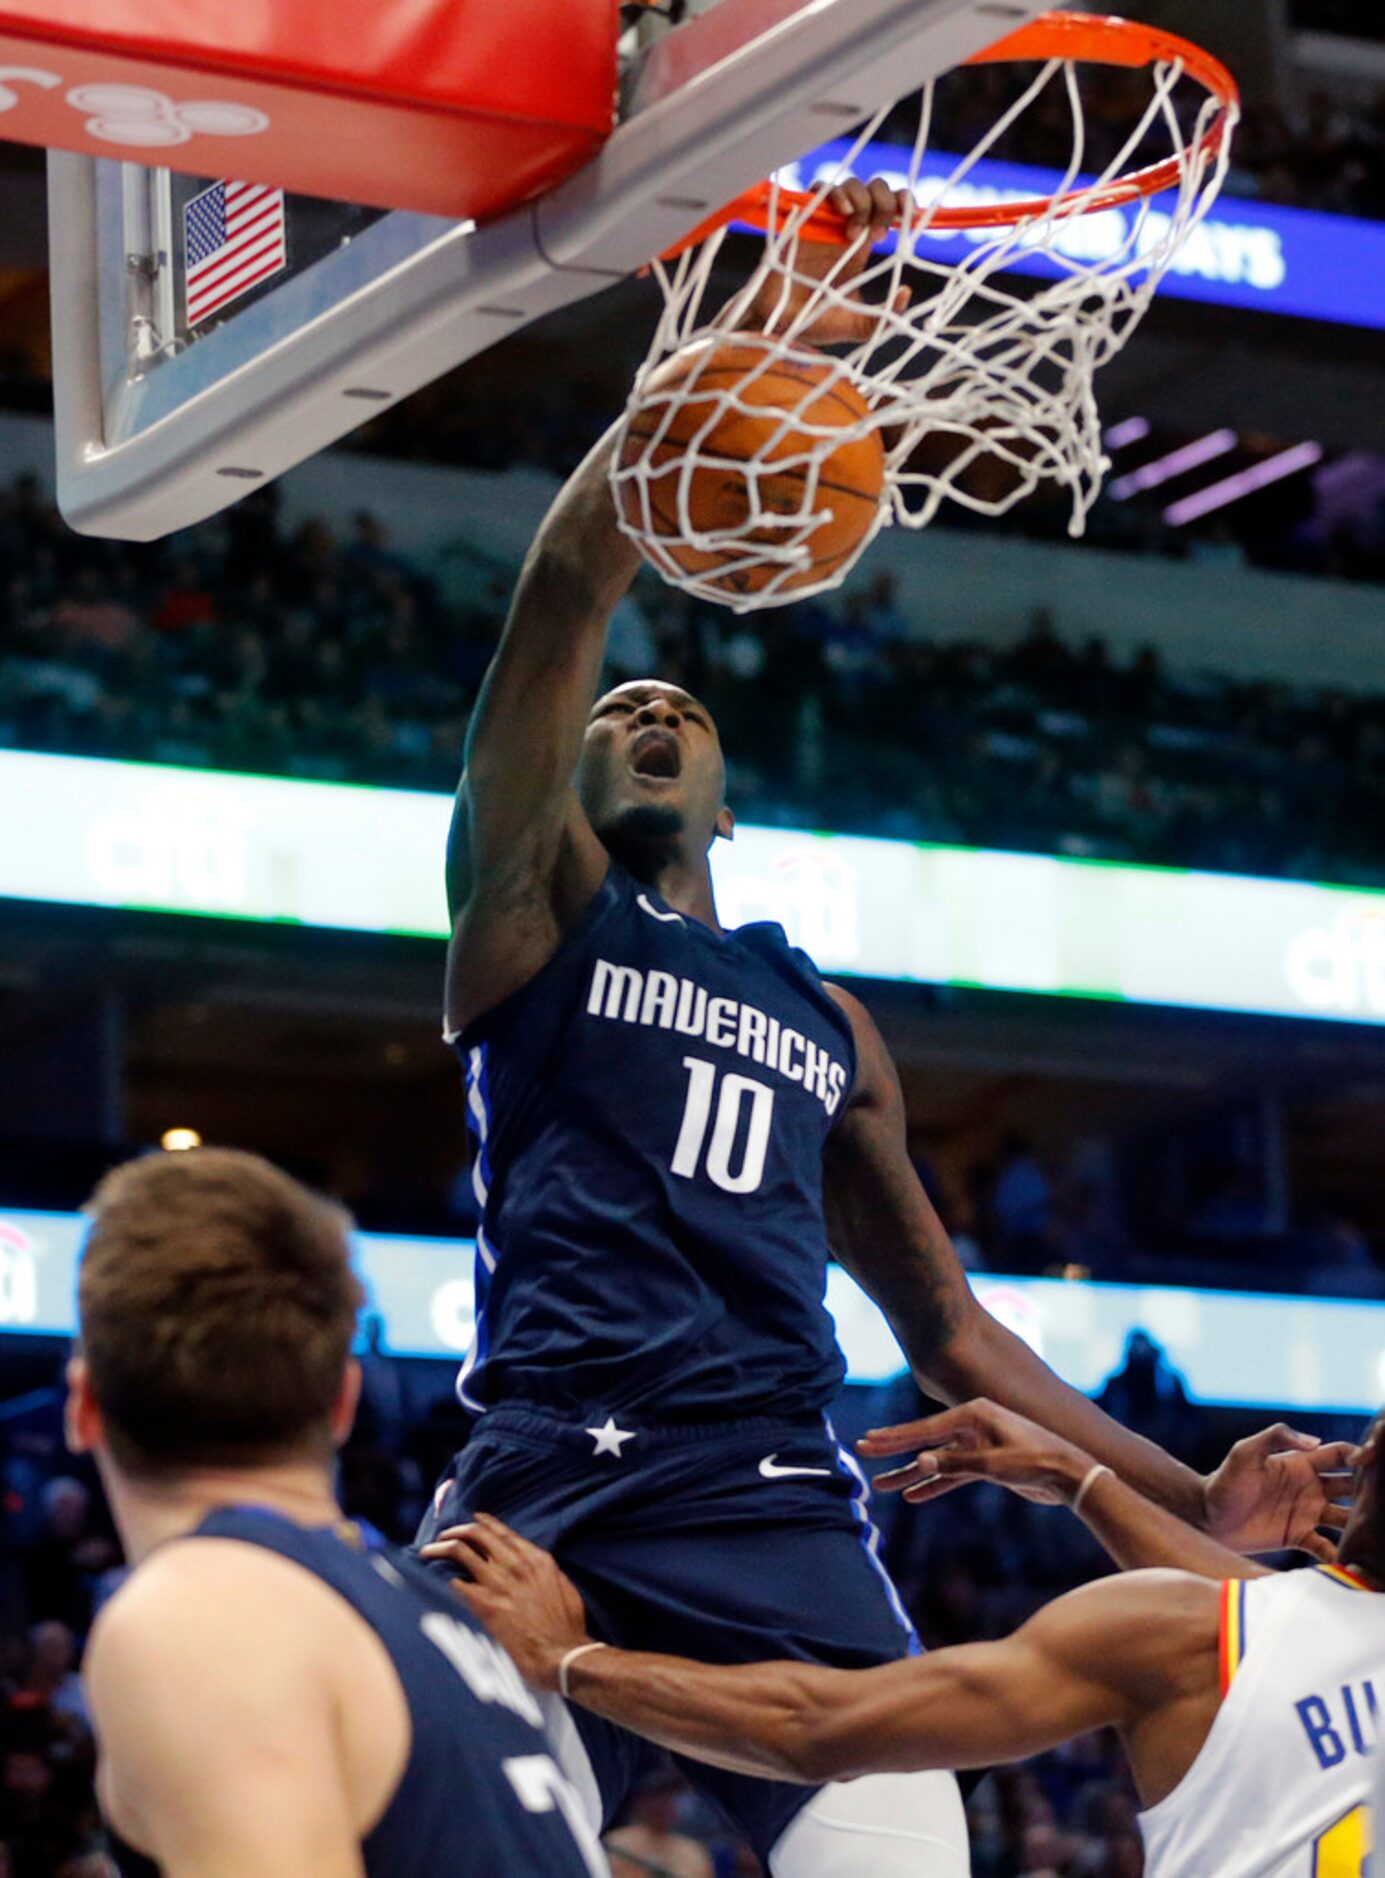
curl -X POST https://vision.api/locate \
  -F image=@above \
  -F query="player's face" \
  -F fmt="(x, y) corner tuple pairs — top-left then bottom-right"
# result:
(578, 681), (730, 855)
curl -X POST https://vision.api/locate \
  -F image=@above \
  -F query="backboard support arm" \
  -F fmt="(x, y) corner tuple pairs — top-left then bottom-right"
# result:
(49, 0), (1047, 541)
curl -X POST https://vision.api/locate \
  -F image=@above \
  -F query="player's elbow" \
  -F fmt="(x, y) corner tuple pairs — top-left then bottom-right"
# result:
(908, 1292), (993, 1402)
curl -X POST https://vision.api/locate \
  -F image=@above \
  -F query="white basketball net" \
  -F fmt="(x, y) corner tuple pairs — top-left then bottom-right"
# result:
(612, 40), (1238, 611)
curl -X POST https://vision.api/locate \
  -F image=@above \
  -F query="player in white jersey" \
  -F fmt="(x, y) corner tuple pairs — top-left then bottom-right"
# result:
(426, 1401), (1371, 1878)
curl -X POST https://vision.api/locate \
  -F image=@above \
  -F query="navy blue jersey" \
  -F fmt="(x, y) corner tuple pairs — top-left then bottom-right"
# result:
(452, 863), (856, 1422)
(420, 1407), (920, 1863)
(108, 1508), (603, 1878)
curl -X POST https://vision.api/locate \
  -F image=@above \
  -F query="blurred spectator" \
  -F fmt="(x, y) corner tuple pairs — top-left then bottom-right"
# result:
(607, 1772), (716, 1878)
(49, 572), (138, 655)
(151, 559), (217, 635)
(991, 1133), (1053, 1267)
(20, 1480), (115, 1635)
(15, 1624), (86, 1728)
(4, 473), (1385, 891)
(1098, 1332), (1203, 1463)
(1304, 1213), (1385, 1298)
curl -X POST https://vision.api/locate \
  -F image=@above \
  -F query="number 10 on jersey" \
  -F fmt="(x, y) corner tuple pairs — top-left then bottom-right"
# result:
(672, 1056), (774, 1195)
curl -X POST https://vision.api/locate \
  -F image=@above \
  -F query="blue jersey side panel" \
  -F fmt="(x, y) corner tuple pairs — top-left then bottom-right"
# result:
(456, 865), (855, 1422)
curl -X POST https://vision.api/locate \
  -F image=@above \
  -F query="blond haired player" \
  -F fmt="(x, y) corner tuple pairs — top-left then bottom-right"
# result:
(429, 1402), (1373, 1878)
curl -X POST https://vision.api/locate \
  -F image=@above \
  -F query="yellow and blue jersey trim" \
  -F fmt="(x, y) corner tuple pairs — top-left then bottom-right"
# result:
(1222, 1567), (1379, 1695)
(1315, 1563), (1377, 1593)
(1219, 1579), (1248, 1697)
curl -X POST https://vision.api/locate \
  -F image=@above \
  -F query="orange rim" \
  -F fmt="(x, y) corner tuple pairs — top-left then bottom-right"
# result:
(662, 10), (1239, 257)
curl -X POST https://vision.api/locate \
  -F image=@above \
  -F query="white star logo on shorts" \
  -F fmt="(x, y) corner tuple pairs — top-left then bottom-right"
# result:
(586, 1416), (636, 1459)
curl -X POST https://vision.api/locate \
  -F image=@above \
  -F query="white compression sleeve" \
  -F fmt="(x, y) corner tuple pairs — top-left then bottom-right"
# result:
(769, 1769), (972, 1878)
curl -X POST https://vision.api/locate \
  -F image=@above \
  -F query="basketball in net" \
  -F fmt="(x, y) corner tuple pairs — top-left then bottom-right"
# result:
(613, 10), (1240, 612)
(613, 338), (886, 601)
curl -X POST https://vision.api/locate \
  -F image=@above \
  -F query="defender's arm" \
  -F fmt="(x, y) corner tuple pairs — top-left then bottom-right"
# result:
(822, 985), (1209, 1526)
(445, 428), (640, 1032)
(438, 1516), (1210, 1793)
(865, 1399), (1280, 1579)
(564, 1573), (1203, 1786)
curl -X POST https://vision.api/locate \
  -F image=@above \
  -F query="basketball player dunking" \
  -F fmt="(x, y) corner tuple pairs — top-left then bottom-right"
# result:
(71, 1149), (608, 1878)
(434, 1400), (1375, 1878)
(417, 176), (1347, 1876)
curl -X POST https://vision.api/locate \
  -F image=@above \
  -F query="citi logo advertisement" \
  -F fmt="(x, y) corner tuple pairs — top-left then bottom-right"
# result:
(1285, 907), (1385, 1020)
(0, 1223), (39, 1328)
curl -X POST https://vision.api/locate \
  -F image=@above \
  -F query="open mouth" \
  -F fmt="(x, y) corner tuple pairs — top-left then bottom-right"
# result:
(630, 729), (682, 781)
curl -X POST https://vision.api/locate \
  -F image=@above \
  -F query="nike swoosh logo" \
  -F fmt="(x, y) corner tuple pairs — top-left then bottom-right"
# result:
(636, 894), (684, 925)
(759, 1455), (834, 1480)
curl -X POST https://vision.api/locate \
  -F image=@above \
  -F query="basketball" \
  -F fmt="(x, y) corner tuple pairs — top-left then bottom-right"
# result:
(615, 338), (886, 600)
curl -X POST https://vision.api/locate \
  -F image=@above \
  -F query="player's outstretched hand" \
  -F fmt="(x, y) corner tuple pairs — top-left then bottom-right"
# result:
(420, 1513), (592, 1688)
(743, 175), (912, 347)
(1202, 1424), (1359, 1561)
(857, 1399), (1094, 1507)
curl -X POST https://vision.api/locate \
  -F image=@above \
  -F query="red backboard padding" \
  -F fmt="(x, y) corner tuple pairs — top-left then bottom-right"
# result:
(0, 0), (619, 217)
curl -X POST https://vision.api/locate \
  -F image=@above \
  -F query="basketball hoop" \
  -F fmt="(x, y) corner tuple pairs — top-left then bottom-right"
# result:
(613, 11), (1240, 611)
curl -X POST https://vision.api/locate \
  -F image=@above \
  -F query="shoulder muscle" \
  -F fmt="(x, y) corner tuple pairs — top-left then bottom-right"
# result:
(446, 808), (609, 1034)
(1022, 1569), (1222, 1706)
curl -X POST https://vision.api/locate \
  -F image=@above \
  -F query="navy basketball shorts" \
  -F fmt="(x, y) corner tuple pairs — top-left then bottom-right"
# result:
(415, 1406), (920, 1864)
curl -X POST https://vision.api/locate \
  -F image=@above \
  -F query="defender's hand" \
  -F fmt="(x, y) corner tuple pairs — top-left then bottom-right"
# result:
(745, 175), (911, 346)
(421, 1513), (591, 1688)
(1202, 1426), (1358, 1560)
(858, 1399), (1094, 1507)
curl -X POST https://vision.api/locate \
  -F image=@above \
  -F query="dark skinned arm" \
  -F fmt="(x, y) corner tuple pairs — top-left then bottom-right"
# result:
(567, 1593), (1144, 1785)
(823, 984), (1209, 1527)
(825, 989), (1353, 1553)
(866, 1398), (1285, 1578)
(443, 426), (639, 1035)
(443, 174), (906, 1037)
(428, 1515), (1214, 1804)
(1067, 1463), (1275, 1577)
(867, 1399), (1355, 1571)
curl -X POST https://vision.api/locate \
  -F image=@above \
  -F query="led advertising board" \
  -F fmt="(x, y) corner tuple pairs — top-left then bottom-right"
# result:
(777, 141), (1385, 332)
(4, 750), (1385, 1025)
(0, 1208), (1377, 1413)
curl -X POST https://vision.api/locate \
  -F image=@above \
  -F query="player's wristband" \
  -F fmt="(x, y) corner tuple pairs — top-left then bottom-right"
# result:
(558, 1642), (609, 1701)
(1072, 1462), (1114, 1516)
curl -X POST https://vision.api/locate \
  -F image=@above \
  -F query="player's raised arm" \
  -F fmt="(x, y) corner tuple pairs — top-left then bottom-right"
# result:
(823, 986), (1345, 1552)
(445, 428), (641, 1030)
(85, 1547), (375, 1878)
(430, 1515), (1214, 1803)
(445, 175), (906, 1036)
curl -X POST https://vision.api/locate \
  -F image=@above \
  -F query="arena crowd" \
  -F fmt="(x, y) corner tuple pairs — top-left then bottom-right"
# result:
(912, 65), (1385, 223)
(3, 473), (1385, 889)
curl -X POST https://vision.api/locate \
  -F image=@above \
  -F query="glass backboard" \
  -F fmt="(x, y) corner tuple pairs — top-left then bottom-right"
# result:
(48, 0), (1047, 541)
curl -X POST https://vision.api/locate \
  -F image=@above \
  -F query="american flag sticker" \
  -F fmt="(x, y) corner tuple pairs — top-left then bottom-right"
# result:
(184, 180), (287, 329)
